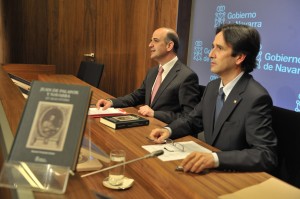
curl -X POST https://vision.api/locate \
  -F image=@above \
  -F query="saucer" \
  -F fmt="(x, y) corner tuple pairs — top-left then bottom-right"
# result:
(102, 177), (134, 190)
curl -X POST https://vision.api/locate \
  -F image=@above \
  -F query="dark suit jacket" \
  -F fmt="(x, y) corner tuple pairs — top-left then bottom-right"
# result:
(168, 73), (278, 172)
(111, 60), (201, 124)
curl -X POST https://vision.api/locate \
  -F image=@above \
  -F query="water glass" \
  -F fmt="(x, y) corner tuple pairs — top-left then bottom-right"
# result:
(108, 149), (126, 186)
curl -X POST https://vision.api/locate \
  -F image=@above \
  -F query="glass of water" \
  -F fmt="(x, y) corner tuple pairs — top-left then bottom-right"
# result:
(108, 149), (126, 186)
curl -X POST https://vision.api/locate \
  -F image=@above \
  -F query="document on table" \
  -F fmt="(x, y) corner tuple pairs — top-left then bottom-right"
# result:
(88, 107), (126, 117)
(142, 141), (212, 161)
(218, 177), (300, 199)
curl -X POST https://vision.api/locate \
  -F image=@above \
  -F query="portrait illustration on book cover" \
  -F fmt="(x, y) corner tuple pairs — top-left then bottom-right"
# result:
(26, 101), (73, 151)
(113, 115), (140, 121)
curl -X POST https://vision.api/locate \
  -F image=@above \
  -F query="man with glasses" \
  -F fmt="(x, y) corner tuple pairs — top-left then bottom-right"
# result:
(149, 24), (277, 173)
(96, 27), (200, 124)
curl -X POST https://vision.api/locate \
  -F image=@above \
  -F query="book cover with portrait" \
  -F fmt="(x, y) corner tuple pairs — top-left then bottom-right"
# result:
(8, 81), (91, 171)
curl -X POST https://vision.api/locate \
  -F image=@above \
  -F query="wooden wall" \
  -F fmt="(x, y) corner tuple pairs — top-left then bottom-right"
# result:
(2, 0), (192, 97)
(0, 0), (9, 64)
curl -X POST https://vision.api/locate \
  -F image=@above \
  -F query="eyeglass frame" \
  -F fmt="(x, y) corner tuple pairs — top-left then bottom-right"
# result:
(145, 137), (185, 152)
(163, 139), (184, 152)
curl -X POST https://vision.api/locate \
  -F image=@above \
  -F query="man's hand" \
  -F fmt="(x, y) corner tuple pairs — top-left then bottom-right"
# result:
(138, 105), (154, 117)
(180, 152), (215, 173)
(149, 128), (170, 143)
(96, 99), (112, 110)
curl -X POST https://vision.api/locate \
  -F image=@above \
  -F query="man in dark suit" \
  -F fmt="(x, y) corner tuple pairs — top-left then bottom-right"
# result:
(149, 24), (277, 172)
(96, 27), (200, 124)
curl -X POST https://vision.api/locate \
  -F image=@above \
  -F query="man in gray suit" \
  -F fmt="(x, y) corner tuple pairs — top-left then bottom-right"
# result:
(149, 24), (277, 172)
(96, 27), (200, 124)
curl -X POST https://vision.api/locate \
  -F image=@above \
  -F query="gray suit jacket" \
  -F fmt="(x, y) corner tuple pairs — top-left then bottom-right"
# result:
(111, 60), (201, 124)
(168, 73), (278, 172)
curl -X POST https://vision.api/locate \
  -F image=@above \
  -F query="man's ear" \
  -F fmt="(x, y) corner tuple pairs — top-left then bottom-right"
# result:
(166, 41), (174, 52)
(236, 53), (246, 65)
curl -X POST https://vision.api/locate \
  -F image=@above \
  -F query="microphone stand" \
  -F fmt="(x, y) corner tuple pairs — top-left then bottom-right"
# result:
(81, 150), (163, 178)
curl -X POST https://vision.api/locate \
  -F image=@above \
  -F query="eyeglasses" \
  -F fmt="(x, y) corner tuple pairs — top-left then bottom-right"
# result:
(145, 137), (184, 152)
(163, 139), (184, 152)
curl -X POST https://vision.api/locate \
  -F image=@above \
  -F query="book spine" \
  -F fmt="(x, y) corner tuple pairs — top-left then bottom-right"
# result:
(116, 121), (149, 129)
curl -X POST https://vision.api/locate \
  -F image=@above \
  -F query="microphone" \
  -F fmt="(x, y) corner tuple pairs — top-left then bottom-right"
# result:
(81, 150), (164, 178)
(144, 149), (164, 158)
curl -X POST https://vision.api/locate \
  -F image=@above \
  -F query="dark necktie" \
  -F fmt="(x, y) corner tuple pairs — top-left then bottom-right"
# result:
(151, 66), (164, 103)
(214, 87), (225, 125)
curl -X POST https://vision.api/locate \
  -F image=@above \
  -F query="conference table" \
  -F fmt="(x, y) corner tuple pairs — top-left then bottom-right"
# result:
(0, 70), (272, 199)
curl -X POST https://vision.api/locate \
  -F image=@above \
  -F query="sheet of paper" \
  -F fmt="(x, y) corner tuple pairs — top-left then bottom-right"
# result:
(142, 141), (212, 161)
(218, 177), (300, 199)
(88, 107), (126, 117)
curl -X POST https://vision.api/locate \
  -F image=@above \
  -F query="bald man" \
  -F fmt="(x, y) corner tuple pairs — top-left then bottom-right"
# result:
(97, 27), (201, 124)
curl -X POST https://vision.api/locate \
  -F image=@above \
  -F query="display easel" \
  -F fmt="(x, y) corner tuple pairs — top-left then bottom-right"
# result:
(0, 161), (70, 194)
(76, 117), (109, 171)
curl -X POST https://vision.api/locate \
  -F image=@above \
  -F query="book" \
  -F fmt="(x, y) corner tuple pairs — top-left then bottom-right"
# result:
(8, 81), (91, 171)
(8, 73), (31, 98)
(100, 114), (149, 129)
(88, 107), (126, 118)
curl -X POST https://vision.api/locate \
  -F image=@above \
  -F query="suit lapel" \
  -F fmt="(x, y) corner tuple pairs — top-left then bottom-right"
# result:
(211, 74), (250, 144)
(150, 61), (181, 107)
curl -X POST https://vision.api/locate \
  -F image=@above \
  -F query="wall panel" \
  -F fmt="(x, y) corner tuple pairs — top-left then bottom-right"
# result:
(96, 0), (150, 96)
(0, 0), (9, 64)
(4, 0), (183, 97)
(7, 0), (48, 64)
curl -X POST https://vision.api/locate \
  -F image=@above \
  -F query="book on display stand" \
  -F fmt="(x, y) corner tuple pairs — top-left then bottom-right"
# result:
(0, 81), (91, 194)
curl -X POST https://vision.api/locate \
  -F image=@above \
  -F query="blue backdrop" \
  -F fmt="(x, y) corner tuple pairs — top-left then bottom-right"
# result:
(187, 0), (300, 112)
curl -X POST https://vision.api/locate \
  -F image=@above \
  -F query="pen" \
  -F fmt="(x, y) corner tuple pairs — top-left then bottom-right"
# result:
(145, 137), (168, 144)
(145, 136), (154, 142)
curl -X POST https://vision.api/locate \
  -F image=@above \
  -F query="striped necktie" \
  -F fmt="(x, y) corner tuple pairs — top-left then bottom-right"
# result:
(151, 66), (164, 104)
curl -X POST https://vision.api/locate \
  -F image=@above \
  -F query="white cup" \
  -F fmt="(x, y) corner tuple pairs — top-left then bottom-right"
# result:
(108, 149), (126, 186)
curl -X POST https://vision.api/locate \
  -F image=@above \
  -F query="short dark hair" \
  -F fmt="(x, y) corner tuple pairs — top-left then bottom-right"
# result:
(216, 24), (260, 73)
(165, 30), (179, 53)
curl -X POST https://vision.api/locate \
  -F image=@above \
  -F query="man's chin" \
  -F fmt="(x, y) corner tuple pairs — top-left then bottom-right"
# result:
(150, 54), (155, 59)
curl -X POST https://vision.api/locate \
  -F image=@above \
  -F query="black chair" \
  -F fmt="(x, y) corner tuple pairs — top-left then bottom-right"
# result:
(77, 61), (104, 87)
(272, 106), (300, 188)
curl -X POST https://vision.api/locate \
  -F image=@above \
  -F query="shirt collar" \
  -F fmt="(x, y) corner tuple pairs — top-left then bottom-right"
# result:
(160, 56), (178, 74)
(219, 72), (244, 100)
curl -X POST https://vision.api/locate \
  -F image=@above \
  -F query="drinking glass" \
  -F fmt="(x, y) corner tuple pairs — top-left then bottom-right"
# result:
(108, 149), (126, 186)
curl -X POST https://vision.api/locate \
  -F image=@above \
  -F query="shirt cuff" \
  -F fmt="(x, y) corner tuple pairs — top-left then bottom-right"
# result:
(106, 98), (113, 106)
(212, 152), (219, 168)
(164, 127), (172, 137)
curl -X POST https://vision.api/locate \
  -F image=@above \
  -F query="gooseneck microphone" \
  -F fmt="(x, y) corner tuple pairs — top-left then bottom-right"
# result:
(81, 150), (164, 178)
(143, 149), (164, 158)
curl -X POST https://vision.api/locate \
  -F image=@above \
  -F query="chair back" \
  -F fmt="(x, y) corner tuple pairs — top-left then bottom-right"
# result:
(272, 106), (300, 188)
(198, 85), (206, 99)
(77, 61), (104, 87)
